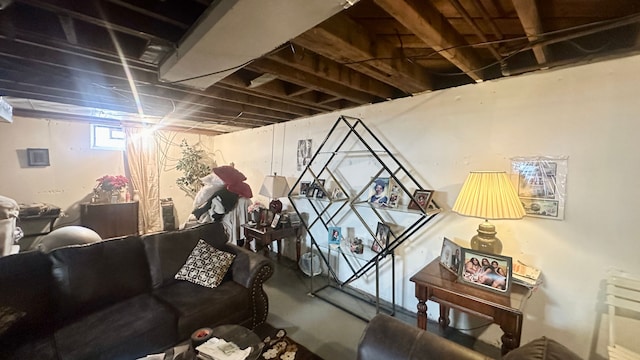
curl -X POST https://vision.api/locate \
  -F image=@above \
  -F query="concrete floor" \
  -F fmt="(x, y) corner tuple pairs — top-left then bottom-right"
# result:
(263, 254), (501, 360)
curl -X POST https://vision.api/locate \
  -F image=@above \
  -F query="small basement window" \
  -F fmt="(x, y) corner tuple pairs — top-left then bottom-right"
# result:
(91, 124), (125, 150)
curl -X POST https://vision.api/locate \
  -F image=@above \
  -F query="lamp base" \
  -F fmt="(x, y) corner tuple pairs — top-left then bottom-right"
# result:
(470, 220), (502, 255)
(269, 199), (283, 213)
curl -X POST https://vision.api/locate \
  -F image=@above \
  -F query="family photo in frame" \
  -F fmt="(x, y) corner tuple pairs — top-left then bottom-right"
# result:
(368, 177), (390, 206)
(439, 237), (462, 275)
(371, 222), (390, 253)
(408, 189), (434, 211)
(459, 248), (512, 294)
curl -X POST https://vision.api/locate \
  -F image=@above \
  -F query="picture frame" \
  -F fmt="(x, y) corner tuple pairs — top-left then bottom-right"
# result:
(314, 179), (326, 199)
(511, 156), (568, 220)
(368, 177), (390, 206)
(459, 248), (512, 295)
(300, 181), (311, 196)
(331, 187), (345, 200)
(387, 180), (400, 208)
(408, 189), (434, 211)
(27, 148), (50, 166)
(371, 222), (390, 253)
(439, 237), (462, 275)
(328, 226), (341, 247)
(270, 213), (281, 228)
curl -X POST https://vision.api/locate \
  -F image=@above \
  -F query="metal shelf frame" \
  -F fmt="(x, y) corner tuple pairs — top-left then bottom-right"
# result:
(288, 115), (441, 321)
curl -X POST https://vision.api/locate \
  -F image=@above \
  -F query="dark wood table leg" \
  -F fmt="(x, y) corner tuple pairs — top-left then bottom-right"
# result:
(416, 298), (428, 330)
(499, 312), (522, 355)
(276, 239), (282, 260)
(439, 305), (450, 329)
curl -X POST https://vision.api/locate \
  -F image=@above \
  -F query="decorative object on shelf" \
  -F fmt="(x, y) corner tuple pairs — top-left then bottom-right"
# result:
(259, 173), (290, 213)
(299, 181), (311, 196)
(408, 189), (434, 211)
(452, 171), (525, 255)
(387, 181), (400, 207)
(372, 222), (390, 253)
(368, 177), (390, 206)
(350, 237), (364, 254)
(313, 179), (326, 199)
(328, 226), (341, 248)
(459, 247), (512, 295)
(175, 139), (212, 199)
(93, 175), (129, 204)
(439, 237), (462, 275)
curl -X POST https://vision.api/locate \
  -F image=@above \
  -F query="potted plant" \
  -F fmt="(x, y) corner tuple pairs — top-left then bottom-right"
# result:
(175, 140), (211, 199)
(93, 175), (129, 203)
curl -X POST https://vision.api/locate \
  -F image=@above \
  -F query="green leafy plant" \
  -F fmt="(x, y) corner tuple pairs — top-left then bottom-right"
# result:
(175, 140), (211, 198)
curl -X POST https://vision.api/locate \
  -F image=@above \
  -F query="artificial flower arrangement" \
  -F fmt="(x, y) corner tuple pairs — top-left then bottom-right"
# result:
(95, 175), (129, 192)
(248, 201), (266, 213)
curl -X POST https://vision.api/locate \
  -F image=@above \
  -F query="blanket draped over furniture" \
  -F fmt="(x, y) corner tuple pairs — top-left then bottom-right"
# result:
(357, 314), (583, 360)
(0, 222), (274, 360)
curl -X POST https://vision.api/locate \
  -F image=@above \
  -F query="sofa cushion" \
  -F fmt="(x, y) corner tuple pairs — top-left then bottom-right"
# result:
(49, 235), (152, 322)
(0, 250), (54, 338)
(153, 280), (251, 339)
(175, 239), (235, 288)
(0, 333), (58, 360)
(55, 294), (177, 360)
(0, 306), (25, 336)
(503, 337), (582, 360)
(142, 222), (229, 289)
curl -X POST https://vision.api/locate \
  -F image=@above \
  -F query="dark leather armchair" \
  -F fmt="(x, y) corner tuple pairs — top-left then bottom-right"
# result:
(357, 314), (491, 360)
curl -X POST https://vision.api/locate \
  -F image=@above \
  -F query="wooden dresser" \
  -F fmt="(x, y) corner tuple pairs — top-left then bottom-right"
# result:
(80, 201), (139, 239)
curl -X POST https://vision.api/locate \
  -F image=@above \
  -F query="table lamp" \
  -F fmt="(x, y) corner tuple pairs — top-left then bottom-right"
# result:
(259, 173), (290, 214)
(451, 171), (525, 254)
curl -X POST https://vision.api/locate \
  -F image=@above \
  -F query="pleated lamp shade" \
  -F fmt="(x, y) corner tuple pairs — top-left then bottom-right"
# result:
(452, 171), (525, 254)
(452, 171), (525, 220)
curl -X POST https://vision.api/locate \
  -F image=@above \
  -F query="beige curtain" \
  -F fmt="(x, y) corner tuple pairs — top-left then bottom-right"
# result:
(124, 127), (162, 234)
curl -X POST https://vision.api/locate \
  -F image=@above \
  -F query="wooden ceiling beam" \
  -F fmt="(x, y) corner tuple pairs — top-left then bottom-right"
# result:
(248, 58), (380, 105)
(293, 13), (433, 93)
(218, 72), (336, 112)
(268, 45), (402, 99)
(374, 0), (486, 81)
(0, 38), (310, 118)
(512, 0), (551, 64)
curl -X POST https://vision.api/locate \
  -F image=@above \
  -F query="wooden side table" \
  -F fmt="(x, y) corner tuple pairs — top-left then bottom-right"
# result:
(410, 258), (532, 355)
(80, 202), (139, 239)
(242, 224), (302, 262)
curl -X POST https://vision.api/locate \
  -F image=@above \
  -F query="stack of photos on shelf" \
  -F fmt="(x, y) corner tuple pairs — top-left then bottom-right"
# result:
(439, 238), (515, 295)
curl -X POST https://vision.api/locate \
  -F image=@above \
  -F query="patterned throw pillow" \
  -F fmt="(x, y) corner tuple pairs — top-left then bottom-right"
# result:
(175, 240), (236, 288)
(0, 306), (26, 336)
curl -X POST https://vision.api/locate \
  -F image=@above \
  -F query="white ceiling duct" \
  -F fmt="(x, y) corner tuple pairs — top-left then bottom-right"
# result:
(158, 0), (358, 90)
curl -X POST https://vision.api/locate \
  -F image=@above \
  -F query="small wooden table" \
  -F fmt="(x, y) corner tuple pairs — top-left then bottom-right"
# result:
(242, 224), (302, 262)
(410, 258), (532, 355)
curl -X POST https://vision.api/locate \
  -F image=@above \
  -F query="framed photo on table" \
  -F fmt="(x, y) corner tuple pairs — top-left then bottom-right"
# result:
(439, 237), (462, 275)
(459, 248), (512, 295)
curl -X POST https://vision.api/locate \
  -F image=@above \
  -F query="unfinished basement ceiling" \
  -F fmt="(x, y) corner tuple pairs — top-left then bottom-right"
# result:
(0, 0), (639, 133)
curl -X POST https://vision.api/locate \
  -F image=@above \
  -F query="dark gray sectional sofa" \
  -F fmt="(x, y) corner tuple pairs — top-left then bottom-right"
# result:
(0, 222), (274, 360)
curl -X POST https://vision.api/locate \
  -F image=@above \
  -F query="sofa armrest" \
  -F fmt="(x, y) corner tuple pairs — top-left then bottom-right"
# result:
(357, 314), (492, 360)
(221, 243), (274, 327)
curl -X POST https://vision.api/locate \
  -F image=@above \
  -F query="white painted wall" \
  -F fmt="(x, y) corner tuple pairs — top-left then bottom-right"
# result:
(1, 54), (639, 358)
(0, 121), (216, 238)
(211, 54), (640, 358)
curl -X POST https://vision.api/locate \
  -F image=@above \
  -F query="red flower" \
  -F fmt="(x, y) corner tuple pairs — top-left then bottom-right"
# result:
(95, 175), (129, 192)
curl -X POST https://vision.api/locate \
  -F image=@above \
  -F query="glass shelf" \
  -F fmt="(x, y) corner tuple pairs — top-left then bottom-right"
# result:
(288, 115), (441, 321)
